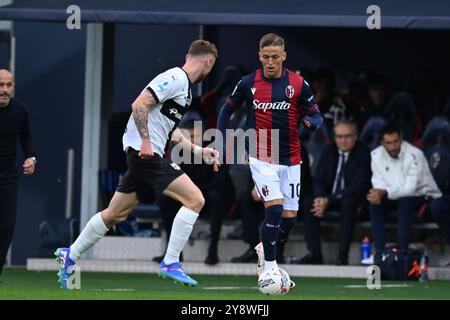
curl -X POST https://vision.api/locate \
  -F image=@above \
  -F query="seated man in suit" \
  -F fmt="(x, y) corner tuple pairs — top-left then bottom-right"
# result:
(300, 119), (371, 265)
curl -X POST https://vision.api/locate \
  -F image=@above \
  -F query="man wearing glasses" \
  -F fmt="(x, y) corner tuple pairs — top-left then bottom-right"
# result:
(299, 119), (371, 265)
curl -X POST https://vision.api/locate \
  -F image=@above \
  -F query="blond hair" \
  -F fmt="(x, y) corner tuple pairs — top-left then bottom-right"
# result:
(188, 40), (218, 58)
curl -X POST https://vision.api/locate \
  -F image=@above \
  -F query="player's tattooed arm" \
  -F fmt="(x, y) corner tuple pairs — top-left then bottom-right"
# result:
(132, 89), (157, 140)
(132, 89), (157, 158)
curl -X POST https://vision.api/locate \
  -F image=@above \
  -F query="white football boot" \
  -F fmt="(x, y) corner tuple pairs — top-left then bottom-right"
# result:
(255, 242), (265, 277)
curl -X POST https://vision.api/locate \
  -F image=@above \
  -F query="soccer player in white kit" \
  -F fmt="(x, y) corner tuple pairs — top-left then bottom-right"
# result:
(55, 40), (219, 288)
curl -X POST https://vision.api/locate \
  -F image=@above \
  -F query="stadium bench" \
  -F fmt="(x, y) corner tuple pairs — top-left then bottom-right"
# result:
(129, 203), (162, 230)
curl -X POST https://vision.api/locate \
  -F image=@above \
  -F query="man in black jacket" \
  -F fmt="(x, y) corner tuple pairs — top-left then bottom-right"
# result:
(0, 69), (36, 275)
(300, 120), (371, 265)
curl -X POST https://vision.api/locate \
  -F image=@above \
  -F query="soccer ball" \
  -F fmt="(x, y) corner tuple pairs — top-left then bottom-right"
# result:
(278, 268), (295, 294)
(258, 267), (283, 295)
(257, 267), (295, 295)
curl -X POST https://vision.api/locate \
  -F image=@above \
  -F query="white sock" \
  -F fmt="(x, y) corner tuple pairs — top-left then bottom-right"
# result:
(163, 206), (199, 265)
(69, 212), (109, 261)
(264, 260), (278, 271)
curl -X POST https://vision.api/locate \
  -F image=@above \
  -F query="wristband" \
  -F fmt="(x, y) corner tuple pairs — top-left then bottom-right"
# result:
(192, 143), (203, 156)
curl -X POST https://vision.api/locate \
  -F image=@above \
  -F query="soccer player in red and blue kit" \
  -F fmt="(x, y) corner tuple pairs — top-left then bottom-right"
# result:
(217, 33), (323, 277)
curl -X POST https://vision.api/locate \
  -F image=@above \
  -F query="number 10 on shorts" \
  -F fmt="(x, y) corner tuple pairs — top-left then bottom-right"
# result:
(289, 183), (300, 198)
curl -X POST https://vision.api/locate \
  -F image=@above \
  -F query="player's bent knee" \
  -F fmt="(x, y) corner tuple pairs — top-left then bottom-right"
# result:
(119, 207), (134, 222)
(114, 211), (130, 224)
(103, 207), (132, 225)
(185, 193), (205, 213)
(193, 194), (205, 212)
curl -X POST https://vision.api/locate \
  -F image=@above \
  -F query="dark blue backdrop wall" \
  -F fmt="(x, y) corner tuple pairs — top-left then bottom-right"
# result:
(12, 21), (86, 265)
(107, 24), (200, 172)
(112, 24), (201, 114)
(208, 26), (450, 94)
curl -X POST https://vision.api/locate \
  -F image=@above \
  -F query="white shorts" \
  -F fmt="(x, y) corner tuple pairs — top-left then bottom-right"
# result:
(249, 157), (301, 211)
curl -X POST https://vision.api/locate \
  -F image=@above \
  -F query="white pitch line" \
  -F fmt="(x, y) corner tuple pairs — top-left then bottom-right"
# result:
(343, 284), (411, 288)
(90, 288), (136, 292)
(202, 286), (258, 290)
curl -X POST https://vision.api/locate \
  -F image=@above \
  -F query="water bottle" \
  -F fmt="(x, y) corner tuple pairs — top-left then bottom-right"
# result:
(361, 236), (371, 263)
(419, 250), (429, 282)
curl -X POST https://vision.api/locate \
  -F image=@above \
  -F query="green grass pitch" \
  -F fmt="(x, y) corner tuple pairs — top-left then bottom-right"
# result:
(1, 268), (450, 300)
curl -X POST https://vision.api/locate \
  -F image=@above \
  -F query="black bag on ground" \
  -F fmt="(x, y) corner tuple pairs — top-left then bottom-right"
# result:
(378, 247), (423, 281)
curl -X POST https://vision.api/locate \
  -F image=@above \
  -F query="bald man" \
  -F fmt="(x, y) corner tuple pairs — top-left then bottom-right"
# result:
(0, 69), (36, 275)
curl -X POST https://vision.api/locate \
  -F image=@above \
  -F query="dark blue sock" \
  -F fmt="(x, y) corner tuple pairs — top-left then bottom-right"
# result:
(278, 216), (297, 243)
(261, 204), (283, 261)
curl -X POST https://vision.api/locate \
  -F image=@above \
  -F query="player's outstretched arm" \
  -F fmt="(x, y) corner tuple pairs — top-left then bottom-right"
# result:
(132, 89), (157, 159)
(171, 128), (220, 171)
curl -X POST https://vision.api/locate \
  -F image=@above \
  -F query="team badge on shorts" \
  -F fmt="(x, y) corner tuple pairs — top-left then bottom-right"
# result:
(262, 185), (270, 197)
(285, 85), (295, 98)
(170, 162), (181, 170)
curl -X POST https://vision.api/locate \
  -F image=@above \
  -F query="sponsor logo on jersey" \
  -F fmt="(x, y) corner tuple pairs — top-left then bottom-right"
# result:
(251, 87), (257, 95)
(285, 85), (295, 98)
(161, 99), (187, 125)
(252, 99), (291, 112)
(169, 108), (183, 120)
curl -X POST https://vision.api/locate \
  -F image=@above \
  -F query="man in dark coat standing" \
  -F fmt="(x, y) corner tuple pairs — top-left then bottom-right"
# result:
(0, 69), (36, 275)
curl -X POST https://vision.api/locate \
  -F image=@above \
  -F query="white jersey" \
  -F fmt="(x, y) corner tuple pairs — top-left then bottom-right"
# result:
(123, 67), (192, 156)
(371, 141), (442, 200)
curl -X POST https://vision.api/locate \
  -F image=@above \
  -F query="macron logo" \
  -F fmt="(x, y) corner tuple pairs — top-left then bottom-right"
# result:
(251, 88), (257, 95)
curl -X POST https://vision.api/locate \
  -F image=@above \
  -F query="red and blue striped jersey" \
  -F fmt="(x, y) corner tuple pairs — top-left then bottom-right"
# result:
(226, 68), (320, 166)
